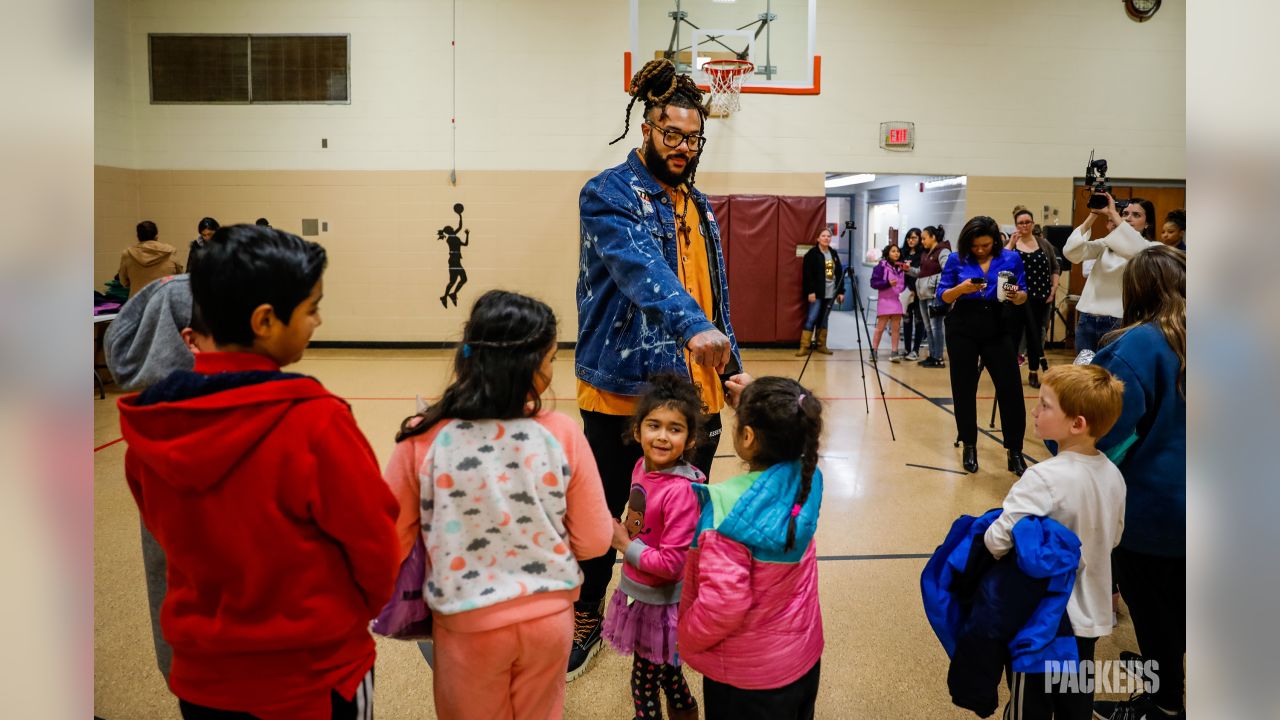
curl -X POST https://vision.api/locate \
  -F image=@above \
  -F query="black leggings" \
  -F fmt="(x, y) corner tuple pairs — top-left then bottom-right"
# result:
(702, 660), (820, 720)
(945, 302), (1025, 451)
(1007, 297), (1049, 371)
(1114, 548), (1186, 712)
(903, 299), (926, 353)
(632, 656), (696, 719)
(578, 409), (721, 603)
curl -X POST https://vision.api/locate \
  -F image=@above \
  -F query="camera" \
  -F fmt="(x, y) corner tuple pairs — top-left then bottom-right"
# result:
(1085, 151), (1110, 209)
(1084, 150), (1129, 212)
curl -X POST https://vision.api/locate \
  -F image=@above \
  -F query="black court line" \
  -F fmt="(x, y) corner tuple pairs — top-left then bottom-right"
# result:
(905, 462), (968, 476)
(619, 552), (931, 565)
(856, 357), (1042, 465)
(817, 552), (933, 561)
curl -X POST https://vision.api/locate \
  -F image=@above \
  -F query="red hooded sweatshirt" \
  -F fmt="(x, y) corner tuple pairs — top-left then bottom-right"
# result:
(117, 352), (400, 719)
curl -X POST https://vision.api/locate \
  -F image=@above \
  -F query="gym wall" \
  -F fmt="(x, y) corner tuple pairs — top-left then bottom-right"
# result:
(94, 0), (1184, 342)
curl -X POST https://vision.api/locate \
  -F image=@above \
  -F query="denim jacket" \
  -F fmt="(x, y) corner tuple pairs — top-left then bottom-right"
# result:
(576, 151), (742, 396)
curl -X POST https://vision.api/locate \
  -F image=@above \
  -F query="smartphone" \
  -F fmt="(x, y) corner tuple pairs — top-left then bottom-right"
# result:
(970, 277), (988, 286)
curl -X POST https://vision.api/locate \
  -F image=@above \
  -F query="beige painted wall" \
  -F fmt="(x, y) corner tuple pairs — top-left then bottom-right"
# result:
(94, 0), (1184, 341)
(93, 165), (826, 341)
(103, 0), (1185, 178)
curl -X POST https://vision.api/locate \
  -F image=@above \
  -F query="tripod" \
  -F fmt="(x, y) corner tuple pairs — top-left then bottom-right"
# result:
(797, 265), (896, 441)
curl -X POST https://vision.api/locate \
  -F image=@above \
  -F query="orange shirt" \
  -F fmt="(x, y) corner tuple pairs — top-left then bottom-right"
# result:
(578, 181), (724, 417)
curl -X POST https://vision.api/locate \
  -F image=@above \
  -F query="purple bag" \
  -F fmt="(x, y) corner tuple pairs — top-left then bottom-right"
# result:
(370, 535), (433, 640)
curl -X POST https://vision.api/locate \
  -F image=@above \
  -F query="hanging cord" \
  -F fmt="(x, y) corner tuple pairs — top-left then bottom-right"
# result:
(449, 0), (457, 186)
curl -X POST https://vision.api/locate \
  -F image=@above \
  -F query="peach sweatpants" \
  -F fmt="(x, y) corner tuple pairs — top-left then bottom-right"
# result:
(432, 608), (573, 720)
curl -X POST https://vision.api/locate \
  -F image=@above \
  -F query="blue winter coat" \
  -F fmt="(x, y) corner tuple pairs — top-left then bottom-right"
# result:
(921, 510), (1081, 717)
(576, 151), (742, 395)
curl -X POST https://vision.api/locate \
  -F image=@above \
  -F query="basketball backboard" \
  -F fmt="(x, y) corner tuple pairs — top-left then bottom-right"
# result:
(628, 0), (820, 96)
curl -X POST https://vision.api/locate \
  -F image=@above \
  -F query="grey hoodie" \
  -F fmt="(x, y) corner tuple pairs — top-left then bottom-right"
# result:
(104, 273), (194, 391)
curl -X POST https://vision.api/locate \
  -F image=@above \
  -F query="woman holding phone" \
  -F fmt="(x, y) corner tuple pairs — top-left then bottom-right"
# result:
(936, 216), (1029, 475)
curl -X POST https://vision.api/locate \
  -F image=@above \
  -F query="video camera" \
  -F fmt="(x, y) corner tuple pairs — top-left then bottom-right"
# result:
(1085, 150), (1128, 212)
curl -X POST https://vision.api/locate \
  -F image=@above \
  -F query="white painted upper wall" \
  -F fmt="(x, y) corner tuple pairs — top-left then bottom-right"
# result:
(100, 0), (1185, 179)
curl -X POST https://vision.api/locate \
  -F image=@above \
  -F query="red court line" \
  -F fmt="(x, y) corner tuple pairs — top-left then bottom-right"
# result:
(96, 393), (1036, 451)
(95, 437), (124, 452)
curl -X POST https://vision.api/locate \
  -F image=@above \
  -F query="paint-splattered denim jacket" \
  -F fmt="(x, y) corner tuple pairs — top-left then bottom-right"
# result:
(576, 151), (742, 396)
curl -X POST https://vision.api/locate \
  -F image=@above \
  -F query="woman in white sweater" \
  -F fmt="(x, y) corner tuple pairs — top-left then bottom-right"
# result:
(1063, 194), (1156, 353)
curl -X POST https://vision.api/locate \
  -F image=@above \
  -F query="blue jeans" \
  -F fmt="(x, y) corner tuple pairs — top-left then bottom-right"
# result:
(925, 303), (946, 360)
(803, 298), (835, 331)
(1075, 312), (1121, 354)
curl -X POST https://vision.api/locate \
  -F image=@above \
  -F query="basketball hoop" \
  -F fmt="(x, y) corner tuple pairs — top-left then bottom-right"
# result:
(703, 59), (754, 116)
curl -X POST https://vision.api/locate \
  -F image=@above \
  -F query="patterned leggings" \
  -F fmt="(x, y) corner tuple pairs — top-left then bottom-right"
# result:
(631, 655), (696, 719)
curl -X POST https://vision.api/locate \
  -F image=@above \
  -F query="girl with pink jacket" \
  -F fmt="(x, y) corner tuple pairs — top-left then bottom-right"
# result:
(677, 377), (825, 720)
(601, 373), (707, 720)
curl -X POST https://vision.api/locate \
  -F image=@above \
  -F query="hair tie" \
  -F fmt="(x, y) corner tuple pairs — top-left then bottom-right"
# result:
(797, 393), (806, 408)
(790, 504), (802, 518)
(461, 343), (473, 358)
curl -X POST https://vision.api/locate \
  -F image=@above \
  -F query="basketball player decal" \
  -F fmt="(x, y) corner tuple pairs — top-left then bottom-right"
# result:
(438, 202), (469, 308)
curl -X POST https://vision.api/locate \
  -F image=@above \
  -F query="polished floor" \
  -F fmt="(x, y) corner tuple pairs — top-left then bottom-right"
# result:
(93, 328), (1139, 718)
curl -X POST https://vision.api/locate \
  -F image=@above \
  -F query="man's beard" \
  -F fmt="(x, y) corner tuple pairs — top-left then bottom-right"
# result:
(643, 141), (698, 187)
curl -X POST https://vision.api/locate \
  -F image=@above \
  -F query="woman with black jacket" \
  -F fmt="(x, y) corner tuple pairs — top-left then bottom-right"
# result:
(798, 227), (846, 355)
(936, 216), (1030, 475)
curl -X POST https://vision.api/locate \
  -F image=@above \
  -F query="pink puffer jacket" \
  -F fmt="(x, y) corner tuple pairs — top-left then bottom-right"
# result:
(676, 464), (824, 689)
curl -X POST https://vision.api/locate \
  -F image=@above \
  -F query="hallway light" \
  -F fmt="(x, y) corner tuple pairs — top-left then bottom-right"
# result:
(923, 176), (966, 189)
(825, 173), (876, 189)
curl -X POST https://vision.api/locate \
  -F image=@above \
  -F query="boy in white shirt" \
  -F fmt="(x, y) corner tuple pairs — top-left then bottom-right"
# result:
(984, 364), (1127, 720)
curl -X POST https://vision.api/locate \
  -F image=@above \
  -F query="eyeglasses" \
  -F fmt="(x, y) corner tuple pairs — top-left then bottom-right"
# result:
(645, 123), (706, 151)
(1015, 220), (1034, 225)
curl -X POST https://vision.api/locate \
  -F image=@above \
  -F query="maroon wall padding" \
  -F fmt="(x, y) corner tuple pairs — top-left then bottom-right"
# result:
(776, 197), (828, 341)
(725, 195), (779, 342)
(707, 195), (731, 271)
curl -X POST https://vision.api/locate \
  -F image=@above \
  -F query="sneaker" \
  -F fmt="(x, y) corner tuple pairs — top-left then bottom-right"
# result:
(921, 357), (946, 368)
(1093, 692), (1185, 720)
(869, 349), (878, 364)
(890, 351), (903, 363)
(566, 600), (604, 682)
(906, 351), (919, 361)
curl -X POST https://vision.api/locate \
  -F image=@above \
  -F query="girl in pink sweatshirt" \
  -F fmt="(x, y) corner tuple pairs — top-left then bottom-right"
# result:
(382, 291), (613, 720)
(601, 374), (705, 720)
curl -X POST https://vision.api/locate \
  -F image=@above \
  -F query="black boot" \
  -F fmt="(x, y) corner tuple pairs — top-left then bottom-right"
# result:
(1007, 450), (1027, 476)
(962, 444), (978, 473)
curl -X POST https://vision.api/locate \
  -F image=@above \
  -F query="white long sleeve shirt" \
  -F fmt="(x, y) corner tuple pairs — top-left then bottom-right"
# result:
(1063, 221), (1153, 319)
(983, 451), (1126, 638)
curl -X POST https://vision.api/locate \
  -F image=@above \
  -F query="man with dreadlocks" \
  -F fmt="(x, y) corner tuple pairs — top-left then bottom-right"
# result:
(571, 58), (752, 684)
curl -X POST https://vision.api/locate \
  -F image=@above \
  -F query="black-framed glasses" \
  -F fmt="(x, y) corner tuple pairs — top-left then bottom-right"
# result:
(645, 123), (706, 151)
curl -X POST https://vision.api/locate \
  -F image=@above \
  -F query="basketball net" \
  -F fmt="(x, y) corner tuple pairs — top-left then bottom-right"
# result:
(703, 59), (754, 117)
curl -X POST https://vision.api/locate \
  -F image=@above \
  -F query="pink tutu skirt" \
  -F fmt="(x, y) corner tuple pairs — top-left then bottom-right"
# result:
(601, 588), (680, 665)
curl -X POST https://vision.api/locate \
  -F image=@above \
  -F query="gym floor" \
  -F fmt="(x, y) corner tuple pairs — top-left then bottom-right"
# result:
(93, 341), (1138, 719)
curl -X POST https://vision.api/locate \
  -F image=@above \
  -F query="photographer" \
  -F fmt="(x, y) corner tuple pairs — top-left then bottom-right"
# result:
(1063, 193), (1156, 353)
(936, 216), (1029, 475)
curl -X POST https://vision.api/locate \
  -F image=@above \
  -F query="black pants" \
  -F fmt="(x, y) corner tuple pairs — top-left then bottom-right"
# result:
(1113, 548), (1186, 712)
(903, 299), (926, 353)
(179, 669), (374, 720)
(1008, 297), (1049, 371)
(945, 302), (1025, 450)
(1002, 636), (1097, 720)
(578, 409), (721, 603)
(703, 660), (820, 720)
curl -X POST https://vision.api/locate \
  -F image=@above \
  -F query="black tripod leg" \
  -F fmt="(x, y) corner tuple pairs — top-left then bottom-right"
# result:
(850, 280), (895, 440)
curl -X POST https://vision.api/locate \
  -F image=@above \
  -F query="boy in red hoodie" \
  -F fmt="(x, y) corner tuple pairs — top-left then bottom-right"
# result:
(118, 224), (401, 720)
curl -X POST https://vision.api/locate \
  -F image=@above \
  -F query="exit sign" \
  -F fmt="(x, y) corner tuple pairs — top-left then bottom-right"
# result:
(880, 121), (915, 152)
